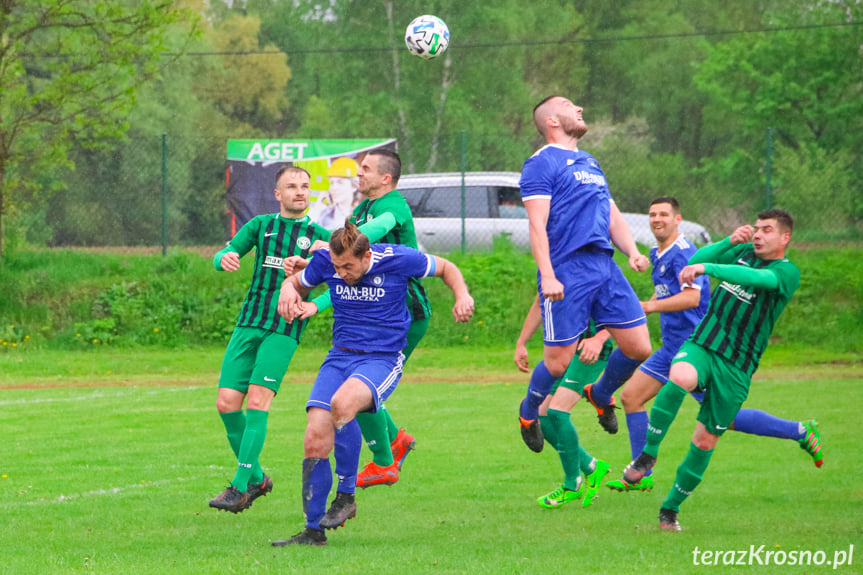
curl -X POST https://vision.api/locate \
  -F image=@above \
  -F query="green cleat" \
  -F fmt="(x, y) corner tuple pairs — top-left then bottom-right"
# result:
(537, 480), (584, 509)
(799, 420), (823, 468)
(582, 459), (611, 507)
(607, 475), (654, 492)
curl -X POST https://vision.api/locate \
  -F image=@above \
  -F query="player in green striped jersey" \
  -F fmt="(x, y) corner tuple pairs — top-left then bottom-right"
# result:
(208, 166), (331, 514)
(347, 150), (432, 488)
(623, 209), (801, 531)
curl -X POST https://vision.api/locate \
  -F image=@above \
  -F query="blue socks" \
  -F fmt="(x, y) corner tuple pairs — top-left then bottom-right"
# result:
(733, 409), (802, 440)
(333, 418), (362, 495)
(302, 457), (332, 530)
(520, 361), (555, 421)
(625, 411), (652, 476)
(589, 349), (642, 405)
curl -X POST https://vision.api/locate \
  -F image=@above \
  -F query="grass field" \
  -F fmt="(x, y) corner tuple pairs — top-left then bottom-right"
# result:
(1, 347), (860, 574)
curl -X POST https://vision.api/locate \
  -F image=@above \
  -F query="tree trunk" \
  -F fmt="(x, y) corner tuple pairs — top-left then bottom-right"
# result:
(384, 1), (413, 173)
(425, 55), (452, 172)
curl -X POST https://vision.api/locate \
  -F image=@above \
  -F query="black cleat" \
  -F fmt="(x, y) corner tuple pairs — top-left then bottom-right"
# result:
(319, 491), (356, 530)
(623, 452), (657, 485)
(245, 474), (273, 508)
(272, 527), (327, 547)
(519, 400), (544, 453)
(208, 486), (248, 514)
(583, 384), (619, 434)
(659, 507), (681, 531)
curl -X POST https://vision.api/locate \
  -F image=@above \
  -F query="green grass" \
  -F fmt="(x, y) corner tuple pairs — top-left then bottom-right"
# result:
(1, 348), (859, 574)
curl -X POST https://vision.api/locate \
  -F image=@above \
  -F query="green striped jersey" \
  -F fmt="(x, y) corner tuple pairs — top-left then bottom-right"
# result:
(352, 190), (432, 320)
(690, 245), (800, 375)
(220, 214), (331, 341)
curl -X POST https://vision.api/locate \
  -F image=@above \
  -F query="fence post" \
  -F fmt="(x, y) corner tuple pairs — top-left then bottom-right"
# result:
(460, 130), (467, 253)
(161, 133), (168, 256)
(765, 127), (773, 210)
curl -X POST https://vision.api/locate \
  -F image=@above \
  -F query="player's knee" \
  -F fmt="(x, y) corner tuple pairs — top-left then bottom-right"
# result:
(330, 402), (355, 429)
(620, 387), (641, 412)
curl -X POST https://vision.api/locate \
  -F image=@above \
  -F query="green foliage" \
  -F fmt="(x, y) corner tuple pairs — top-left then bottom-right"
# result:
(0, 0), (192, 254)
(5, 240), (859, 354)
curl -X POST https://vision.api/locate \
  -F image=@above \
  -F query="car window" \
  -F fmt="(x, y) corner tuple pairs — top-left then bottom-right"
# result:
(401, 186), (492, 218)
(494, 186), (526, 219)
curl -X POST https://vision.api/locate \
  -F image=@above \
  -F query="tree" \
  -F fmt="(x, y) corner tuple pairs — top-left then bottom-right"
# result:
(0, 0), (187, 256)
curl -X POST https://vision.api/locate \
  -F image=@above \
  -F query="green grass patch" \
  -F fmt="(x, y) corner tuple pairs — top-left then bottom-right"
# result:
(0, 356), (858, 574)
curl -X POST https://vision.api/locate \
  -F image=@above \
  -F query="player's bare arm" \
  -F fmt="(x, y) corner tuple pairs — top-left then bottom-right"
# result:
(282, 255), (309, 276)
(576, 328), (610, 365)
(277, 275), (312, 322)
(642, 287), (701, 314)
(431, 255), (475, 323)
(678, 264), (706, 286)
(514, 295), (541, 373)
(609, 202), (649, 272)
(220, 251), (241, 273)
(524, 198), (564, 301)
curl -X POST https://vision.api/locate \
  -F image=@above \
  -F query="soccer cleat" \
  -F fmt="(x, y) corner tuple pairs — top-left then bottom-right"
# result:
(356, 461), (399, 489)
(607, 475), (654, 492)
(519, 400), (544, 453)
(582, 459), (611, 507)
(623, 452), (657, 485)
(659, 507), (681, 531)
(799, 420), (823, 468)
(583, 384), (619, 434)
(245, 474), (273, 508)
(272, 527), (327, 547)
(208, 486), (248, 514)
(319, 491), (357, 530)
(390, 429), (416, 470)
(537, 481), (584, 509)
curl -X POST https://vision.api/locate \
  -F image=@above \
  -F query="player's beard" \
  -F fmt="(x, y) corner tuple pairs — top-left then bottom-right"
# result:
(561, 115), (588, 139)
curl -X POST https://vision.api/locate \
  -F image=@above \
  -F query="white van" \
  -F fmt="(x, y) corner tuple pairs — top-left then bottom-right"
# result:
(398, 172), (712, 252)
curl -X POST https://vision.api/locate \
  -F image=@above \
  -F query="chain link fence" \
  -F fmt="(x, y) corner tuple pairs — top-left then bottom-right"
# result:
(21, 127), (860, 253)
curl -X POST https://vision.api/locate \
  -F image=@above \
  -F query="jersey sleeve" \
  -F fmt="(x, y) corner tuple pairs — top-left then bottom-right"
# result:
(702, 262), (780, 290)
(299, 250), (332, 288)
(396, 245), (436, 278)
(358, 212), (397, 243)
(213, 218), (259, 269)
(688, 237), (748, 265)
(773, 260), (801, 300)
(519, 153), (554, 202)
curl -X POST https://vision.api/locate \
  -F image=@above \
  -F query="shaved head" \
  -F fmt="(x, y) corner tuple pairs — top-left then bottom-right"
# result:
(532, 96), (588, 140)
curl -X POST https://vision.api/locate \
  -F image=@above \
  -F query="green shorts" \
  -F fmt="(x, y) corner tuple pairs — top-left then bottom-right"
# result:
(672, 341), (751, 437)
(403, 318), (430, 362)
(218, 326), (299, 394)
(551, 353), (608, 396)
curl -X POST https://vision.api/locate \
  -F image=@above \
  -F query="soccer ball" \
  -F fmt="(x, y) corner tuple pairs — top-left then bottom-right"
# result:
(405, 15), (450, 60)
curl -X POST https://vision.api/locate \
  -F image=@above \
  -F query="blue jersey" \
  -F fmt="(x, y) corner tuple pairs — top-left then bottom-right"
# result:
(519, 144), (614, 266)
(299, 244), (436, 352)
(650, 234), (710, 347)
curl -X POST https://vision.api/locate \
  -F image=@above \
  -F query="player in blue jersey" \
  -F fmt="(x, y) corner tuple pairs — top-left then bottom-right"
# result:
(606, 198), (822, 492)
(517, 96), (652, 451)
(271, 222), (474, 547)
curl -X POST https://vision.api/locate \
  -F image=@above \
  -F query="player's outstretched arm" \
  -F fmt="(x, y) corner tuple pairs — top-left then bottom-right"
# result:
(431, 255), (474, 323)
(609, 202), (649, 272)
(514, 295), (541, 373)
(642, 288), (701, 314)
(357, 212), (397, 243)
(282, 255), (309, 276)
(524, 198), (564, 301)
(689, 225), (754, 265)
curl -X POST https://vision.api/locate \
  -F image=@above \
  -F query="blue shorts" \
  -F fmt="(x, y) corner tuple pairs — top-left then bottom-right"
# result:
(539, 250), (646, 346)
(639, 339), (704, 402)
(307, 348), (405, 413)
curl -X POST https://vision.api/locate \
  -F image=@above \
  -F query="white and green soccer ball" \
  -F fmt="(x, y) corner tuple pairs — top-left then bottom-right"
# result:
(405, 15), (450, 60)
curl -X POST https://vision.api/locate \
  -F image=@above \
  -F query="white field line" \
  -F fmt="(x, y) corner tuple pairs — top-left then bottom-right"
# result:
(0, 386), (205, 406)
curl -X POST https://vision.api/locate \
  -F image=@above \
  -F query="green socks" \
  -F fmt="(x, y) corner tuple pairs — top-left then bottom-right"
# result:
(356, 409), (394, 466)
(539, 414), (559, 450)
(220, 410), (246, 458)
(230, 409), (268, 491)
(662, 442), (713, 512)
(644, 382), (688, 458)
(547, 408), (582, 491)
